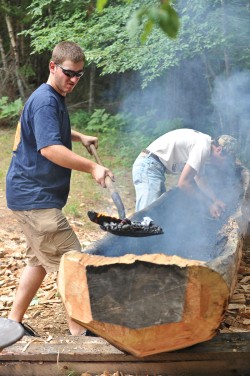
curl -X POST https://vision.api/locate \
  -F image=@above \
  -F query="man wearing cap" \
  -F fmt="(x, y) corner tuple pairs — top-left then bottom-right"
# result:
(132, 128), (237, 218)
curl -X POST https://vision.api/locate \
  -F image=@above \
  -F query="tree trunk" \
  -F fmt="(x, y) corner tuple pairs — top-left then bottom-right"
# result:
(17, 23), (25, 62)
(0, 35), (7, 69)
(5, 13), (25, 99)
(220, 0), (233, 135)
(201, 53), (224, 134)
(88, 63), (96, 112)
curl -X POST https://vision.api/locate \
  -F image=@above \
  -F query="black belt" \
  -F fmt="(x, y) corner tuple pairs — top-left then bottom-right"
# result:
(142, 149), (163, 165)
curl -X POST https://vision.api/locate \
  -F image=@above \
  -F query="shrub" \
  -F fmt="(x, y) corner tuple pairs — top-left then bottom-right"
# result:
(70, 110), (91, 129)
(85, 109), (126, 134)
(0, 96), (23, 126)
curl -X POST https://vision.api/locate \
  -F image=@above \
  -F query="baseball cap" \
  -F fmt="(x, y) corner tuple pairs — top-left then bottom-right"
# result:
(217, 135), (237, 158)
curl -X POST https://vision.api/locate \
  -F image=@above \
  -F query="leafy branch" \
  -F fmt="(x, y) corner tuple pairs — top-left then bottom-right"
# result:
(97, 0), (179, 40)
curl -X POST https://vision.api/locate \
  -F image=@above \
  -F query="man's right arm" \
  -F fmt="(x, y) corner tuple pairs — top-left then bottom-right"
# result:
(40, 144), (114, 188)
(177, 163), (197, 193)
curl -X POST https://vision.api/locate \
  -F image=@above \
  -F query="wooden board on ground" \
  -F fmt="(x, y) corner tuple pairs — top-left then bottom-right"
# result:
(0, 332), (250, 376)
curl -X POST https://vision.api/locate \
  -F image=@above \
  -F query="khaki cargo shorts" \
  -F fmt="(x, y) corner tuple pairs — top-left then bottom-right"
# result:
(12, 208), (81, 273)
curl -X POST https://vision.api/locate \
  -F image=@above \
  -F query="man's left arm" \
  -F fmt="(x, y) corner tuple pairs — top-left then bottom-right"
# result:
(178, 165), (225, 218)
(71, 129), (98, 154)
(195, 175), (226, 218)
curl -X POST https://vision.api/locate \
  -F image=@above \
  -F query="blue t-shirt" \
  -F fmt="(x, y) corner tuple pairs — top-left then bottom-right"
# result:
(6, 84), (72, 210)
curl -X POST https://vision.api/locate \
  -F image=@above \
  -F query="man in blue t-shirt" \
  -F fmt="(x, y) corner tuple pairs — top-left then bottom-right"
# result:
(6, 41), (114, 337)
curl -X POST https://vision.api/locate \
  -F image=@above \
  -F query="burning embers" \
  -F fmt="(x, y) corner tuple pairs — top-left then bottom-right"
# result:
(87, 211), (163, 237)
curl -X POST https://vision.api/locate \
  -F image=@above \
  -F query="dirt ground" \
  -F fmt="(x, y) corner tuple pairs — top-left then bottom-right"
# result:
(1, 181), (250, 340)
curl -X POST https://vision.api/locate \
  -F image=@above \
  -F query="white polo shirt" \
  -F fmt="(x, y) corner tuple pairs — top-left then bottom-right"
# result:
(146, 128), (212, 175)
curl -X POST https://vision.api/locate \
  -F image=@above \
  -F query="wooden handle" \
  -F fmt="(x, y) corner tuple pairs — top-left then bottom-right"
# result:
(90, 144), (103, 166)
(89, 144), (114, 190)
(89, 144), (126, 219)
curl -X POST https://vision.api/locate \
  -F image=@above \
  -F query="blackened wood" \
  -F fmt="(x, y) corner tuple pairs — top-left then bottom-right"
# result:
(87, 261), (187, 327)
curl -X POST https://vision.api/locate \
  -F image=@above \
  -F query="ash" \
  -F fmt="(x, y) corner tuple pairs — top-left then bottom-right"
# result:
(101, 216), (163, 237)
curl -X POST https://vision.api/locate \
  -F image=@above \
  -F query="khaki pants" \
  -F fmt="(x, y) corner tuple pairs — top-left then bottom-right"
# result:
(13, 208), (81, 273)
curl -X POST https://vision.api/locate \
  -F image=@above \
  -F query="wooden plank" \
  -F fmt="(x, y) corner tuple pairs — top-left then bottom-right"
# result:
(2, 332), (250, 360)
(1, 360), (250, 376)
(0, 333), (250, 376)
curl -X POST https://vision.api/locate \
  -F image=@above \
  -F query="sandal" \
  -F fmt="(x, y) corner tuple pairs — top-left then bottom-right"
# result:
(20, 322), (40, 337)
(85, 329), (98, 337)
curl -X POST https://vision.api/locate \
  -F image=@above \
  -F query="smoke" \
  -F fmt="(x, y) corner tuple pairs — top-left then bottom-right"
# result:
(91, 2), (249, 259)
(211, 70), (250, 161)
(119, 57), (212, 134)
(115, 1), (250, 142)
(87, 180), (243, 260)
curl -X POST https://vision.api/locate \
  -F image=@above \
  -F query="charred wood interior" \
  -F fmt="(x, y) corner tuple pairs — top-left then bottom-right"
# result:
(87, 164), (244, 260)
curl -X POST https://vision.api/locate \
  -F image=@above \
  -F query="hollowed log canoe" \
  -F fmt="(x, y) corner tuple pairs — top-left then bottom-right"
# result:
(58, 164), (250, 357)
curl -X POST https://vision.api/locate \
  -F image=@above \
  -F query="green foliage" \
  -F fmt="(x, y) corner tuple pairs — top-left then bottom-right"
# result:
(24, 1), (180, 79)
(85, 109), (126, 134)
(0, 97), (23, 120)
(1, 0), (249, 164)
(128, 1), (179, 42)
(97, 0), (108, 12)
(70, 110), (91, 129)
(19, 64), (36, 79)
(0, 0), (247, 93)
(23, 0), (249, 88)
(71, 108), (126, 136)
(97, 0), (180, 40)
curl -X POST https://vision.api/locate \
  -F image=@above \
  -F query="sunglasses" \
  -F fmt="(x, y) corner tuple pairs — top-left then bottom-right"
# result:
(54, 62), (84, 78)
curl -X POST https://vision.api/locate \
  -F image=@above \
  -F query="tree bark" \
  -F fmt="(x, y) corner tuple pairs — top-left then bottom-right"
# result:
(88, 63), (96, 112)
(201, 53), (224, 134)
(5, 13), (25, 99)
(0, 35), (7, 69)
(220, 0), (233, 135)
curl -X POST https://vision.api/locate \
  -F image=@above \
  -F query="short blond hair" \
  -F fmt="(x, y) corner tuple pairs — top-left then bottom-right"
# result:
(51, 41), (85, 64)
